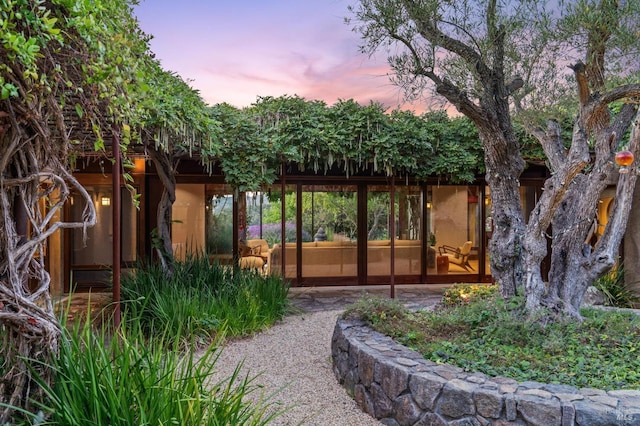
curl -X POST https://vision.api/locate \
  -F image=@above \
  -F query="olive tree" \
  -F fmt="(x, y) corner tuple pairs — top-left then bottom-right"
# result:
(349, 0), (640, 319)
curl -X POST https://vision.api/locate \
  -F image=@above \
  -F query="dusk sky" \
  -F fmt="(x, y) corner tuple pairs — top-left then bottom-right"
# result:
(133, 0), (429, 113)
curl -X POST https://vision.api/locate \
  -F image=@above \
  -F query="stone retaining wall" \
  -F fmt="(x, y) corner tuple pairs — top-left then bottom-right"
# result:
(332, 318), (640, 425)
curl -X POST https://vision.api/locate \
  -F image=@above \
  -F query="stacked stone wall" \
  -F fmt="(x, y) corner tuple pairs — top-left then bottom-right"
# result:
(332, 318), (640, 425)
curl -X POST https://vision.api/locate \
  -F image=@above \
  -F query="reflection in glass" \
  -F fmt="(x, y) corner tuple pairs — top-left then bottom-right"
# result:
(205, 184), (233, 264)
(69, 185), (137, 288)
(367, 185), (423, 276)
(260, 185), (298, 278)
(300, 185), (357, 277)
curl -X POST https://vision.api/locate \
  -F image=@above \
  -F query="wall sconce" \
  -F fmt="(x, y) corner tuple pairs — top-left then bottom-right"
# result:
(426, 202), (432, 209)
(101, 196), (111, 206)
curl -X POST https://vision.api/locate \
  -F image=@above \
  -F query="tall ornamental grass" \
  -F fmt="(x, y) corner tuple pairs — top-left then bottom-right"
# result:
(121, 256), (290, 343)
(16, 314), (283, 425)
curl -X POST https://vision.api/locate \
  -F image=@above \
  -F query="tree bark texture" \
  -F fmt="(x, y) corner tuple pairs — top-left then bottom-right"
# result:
(522, 75), (640, 318)
(0, 109), (96, 422)
(624, 184), (640, 295)
(479, 124), (526, 298)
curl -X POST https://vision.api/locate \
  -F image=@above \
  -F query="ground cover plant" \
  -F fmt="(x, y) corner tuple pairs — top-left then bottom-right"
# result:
(345, 285), (640, 390)
(121, 256), (291, 345)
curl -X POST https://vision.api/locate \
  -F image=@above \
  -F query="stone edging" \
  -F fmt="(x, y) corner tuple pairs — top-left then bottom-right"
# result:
(331, 317), (640, 425)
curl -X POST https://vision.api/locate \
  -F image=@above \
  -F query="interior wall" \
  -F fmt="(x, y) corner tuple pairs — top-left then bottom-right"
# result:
(432, 186), (469, 249)
(172, 184), (205, 260)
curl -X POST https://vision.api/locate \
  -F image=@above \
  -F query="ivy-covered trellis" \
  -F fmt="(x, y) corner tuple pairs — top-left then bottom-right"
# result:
(212, 95), (485, 190)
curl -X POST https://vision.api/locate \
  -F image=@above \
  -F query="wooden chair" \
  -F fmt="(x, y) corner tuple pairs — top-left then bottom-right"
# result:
(438, 241), (474, 271)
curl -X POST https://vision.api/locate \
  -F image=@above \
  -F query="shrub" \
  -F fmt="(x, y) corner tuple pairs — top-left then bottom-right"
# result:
(21, 313), (284, 426)
(343, 294), (408, 325)
(593, 262), (638, 308)
(121, 256), (290, 345)
(441, 283), (499, 306)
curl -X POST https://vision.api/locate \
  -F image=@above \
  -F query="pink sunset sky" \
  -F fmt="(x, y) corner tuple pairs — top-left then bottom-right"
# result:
(133, 0), (431, 113)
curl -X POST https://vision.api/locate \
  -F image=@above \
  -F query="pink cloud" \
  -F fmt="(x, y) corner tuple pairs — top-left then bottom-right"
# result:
(135, 0), (433, 113)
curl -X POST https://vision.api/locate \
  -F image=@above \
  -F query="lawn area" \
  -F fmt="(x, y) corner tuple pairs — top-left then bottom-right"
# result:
(345, 284), (640, 391)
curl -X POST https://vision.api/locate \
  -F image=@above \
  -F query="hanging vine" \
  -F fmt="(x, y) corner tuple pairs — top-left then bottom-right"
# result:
(213, 95), (485, 192)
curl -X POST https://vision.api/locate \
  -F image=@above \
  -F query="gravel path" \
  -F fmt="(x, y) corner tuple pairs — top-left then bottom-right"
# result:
(212, 309), (381, 425)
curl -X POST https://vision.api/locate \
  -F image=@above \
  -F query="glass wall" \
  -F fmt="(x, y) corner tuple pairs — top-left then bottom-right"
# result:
(165, 180), (501, 285)
(300, 185), (357, 278)
(429, 185), (480, 275)
(172, 184), (206, 260)
(250, 185), (297, 278)
(205, 184), (234, 264)
(68, 185), (137, 290)
(366, 185), (423, 277)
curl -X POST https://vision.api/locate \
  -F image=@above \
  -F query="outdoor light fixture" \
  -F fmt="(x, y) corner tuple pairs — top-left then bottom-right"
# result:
(101, 196), (111, 206)
(615, 150), (634, 174)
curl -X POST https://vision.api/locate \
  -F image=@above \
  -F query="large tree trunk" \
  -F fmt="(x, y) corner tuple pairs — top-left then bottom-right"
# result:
(476, 112), (526, 298)
(522, 100), (640, 319)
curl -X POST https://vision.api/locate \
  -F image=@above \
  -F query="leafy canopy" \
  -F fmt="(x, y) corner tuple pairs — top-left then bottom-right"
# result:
(213, 96), (485, 191)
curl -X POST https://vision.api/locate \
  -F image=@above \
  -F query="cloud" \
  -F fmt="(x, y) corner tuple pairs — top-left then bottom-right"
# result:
(135, 0), (434, 113)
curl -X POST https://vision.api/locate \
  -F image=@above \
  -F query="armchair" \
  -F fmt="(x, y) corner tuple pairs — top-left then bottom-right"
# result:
(438, 241), (474, 272)
(238, 239), (268, 274)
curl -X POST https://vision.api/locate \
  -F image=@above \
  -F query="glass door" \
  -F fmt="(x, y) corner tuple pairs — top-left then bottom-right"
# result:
(300, 185), (357, 278)
(429, 185), (480, 276)
(366, 185), (423, 280)
(66, 185), (137, 291)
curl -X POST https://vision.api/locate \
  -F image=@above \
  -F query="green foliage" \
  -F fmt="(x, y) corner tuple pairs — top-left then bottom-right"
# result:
(2, 0), (488, 193)
(442, 283), (499, 306)
(141, 66), (222, 164)
(212, 96), (485, 191)
(210, 102), (278, 191)
(121, 256), (290, 344)
(1, 0), (219, 174)
(593, 263), (639, 308)
(343, 294), (409, 326)
(20, 313), (283, 425)
(354, 293), (640, 390)
(0, 0), (62, 99)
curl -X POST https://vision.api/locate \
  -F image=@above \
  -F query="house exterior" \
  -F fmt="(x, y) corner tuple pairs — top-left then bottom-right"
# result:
(47, 154), (634, 296)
